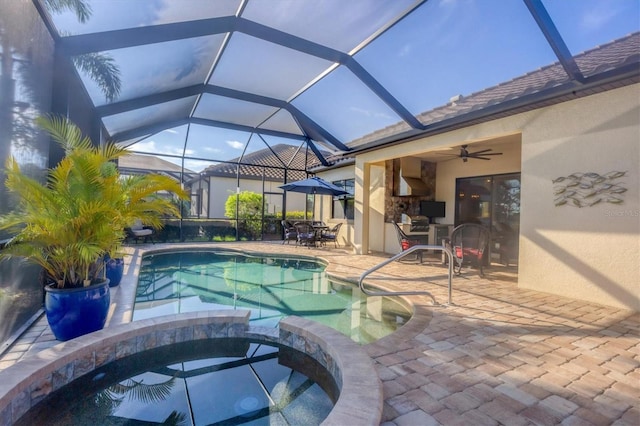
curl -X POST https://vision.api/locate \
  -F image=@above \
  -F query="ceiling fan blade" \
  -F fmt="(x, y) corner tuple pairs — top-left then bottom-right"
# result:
(455, 145), (503, 161)
(432, 152), (459, 157)
(469, 148), (493, 155)
(441, 156), (463, 162)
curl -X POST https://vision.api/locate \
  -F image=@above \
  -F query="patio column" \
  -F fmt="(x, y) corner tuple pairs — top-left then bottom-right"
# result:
(354, 158), (370, 255)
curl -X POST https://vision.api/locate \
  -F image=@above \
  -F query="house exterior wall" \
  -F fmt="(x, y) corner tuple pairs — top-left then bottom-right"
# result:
(517, 85), (639, 311)
(353, 84), (639, 310)
(205, 176), (307, 219)
(368, 164), (386, 252)
(315, 167), (357, 247)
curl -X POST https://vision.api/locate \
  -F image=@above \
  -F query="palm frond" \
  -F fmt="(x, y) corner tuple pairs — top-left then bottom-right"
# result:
(109, 377), (177, 404)
(163, 411), (188, 426)
(43, 0), (92, 22)
(72, 53), (122, 102)
(35, 115), (93, 155)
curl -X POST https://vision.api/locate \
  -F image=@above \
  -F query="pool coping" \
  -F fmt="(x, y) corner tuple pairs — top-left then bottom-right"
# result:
(0, 310), (382, 425)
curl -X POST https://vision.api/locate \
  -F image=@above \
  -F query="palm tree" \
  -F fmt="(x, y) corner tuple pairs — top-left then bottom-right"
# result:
(0, 115), (187, 288)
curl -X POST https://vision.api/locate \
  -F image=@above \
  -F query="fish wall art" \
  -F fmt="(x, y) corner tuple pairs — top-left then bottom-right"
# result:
(553, 171), (627, 208)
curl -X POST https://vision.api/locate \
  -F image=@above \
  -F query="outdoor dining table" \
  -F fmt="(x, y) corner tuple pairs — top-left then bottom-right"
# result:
(293, 221), (328, 247)
(312, 223), (329, 242)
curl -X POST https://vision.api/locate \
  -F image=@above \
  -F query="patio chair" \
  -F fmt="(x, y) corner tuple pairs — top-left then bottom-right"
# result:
(320, 223), (343, 247)
(281, 220), (298, 244)
(125, 219), (155, 244)
(392, 221), (423, 262)
(294, 222), (316, 247)
(447, 223), (490, 276)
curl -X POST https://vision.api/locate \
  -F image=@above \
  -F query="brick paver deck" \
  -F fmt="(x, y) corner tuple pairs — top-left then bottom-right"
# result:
(1, 242), (638, 425)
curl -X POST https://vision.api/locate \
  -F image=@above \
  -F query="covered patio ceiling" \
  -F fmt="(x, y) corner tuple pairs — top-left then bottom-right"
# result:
(37, 0), (639, 173)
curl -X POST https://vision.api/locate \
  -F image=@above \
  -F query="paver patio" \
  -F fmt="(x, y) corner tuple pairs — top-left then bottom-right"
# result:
(1, 242), (637, 425)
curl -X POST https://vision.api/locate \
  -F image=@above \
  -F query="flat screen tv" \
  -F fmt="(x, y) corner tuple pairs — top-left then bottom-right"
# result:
(420, 201), (446, 219)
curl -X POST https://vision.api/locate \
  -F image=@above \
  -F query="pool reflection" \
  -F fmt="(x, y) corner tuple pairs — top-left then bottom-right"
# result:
(18, 339), (335, 426)
(134, 251), (411, 344)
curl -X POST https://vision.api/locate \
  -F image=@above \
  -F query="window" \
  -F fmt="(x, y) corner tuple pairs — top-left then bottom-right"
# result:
(331, 178), (355, 220)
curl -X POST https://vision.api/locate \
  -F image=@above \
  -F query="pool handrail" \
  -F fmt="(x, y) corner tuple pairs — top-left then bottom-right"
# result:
(358, 244), (454, 305)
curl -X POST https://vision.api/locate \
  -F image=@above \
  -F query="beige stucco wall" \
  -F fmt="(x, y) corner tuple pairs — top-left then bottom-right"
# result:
(352, 83), (639, 310)
(368, 164), (386, 252)
(206, 177), (306, 218)
(518, 85), (639, 311)
(315, 167), (356, 247)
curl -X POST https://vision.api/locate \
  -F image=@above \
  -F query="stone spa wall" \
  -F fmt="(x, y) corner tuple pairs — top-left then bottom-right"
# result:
(0, 311), (382, 425)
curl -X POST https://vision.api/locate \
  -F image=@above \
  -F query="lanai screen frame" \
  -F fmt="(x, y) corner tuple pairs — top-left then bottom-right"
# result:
(31, 0), (640, 240)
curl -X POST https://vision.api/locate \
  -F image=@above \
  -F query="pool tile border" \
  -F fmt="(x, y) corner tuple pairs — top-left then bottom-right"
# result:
(0, 310), (382, 425)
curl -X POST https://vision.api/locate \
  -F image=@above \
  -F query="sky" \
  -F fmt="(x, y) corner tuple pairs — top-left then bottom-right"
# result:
(48, 0), (640, 172)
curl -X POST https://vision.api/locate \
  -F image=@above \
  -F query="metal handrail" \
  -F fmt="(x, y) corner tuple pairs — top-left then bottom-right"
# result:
(358, 245), (454, 305)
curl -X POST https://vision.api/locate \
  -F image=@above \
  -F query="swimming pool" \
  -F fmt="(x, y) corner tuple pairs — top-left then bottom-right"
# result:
(134, 250), (411, 344)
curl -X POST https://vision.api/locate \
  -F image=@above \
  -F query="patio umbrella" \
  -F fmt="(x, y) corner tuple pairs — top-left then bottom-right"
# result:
(280, 177), (348, 221)
(279, 177), (349, 196)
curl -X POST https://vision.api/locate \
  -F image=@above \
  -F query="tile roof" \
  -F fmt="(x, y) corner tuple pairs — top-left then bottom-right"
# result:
(118, 153), (199, 183)
(118, 153), (192, 173)
(199, 144), (325, 182)
(345, 32), (640, 152)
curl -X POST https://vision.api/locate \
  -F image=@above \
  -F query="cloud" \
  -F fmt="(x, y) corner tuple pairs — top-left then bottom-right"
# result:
(398, 44), (412, 57)
(349, 106), (394, 121)
(129, 140), (183, 156)
(226, 140), (245, 150)
(183, 159), (211, 172)
(129, 140), (157, 153)
(581, 5), (618, 32)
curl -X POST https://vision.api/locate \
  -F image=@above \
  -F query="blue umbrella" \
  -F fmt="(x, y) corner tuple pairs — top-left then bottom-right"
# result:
(279, 177), (349, 196)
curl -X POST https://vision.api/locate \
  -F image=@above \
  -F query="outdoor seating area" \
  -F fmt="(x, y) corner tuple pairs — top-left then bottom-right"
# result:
(393, 220), (496, 278)
(284, 220), (342, 248)
(124, 219), (155, 244)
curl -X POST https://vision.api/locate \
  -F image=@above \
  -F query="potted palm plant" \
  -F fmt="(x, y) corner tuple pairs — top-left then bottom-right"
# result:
(0, 115), (187, 341)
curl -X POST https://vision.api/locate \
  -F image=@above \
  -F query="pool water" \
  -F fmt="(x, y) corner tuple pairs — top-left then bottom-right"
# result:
(134, 251), (411, 344)
(18, 339), (335, 425)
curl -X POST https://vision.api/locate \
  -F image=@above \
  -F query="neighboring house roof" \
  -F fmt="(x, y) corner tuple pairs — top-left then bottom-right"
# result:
(343, 32), (640, 154)
(118, 153), (198, 182)
(197, 144), (326, 182)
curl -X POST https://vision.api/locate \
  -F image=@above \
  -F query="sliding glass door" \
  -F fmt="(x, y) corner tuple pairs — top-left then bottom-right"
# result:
(455, 173), (520, 266)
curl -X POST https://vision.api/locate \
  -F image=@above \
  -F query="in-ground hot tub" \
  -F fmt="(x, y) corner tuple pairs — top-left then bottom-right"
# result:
(17, 339), (336, 425)
(0, 311), (383, 425)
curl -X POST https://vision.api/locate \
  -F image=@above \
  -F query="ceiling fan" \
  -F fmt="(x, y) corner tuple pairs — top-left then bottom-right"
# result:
(458, 145), (503, 162)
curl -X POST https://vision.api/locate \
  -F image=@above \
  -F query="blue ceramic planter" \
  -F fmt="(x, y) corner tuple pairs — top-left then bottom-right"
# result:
(44, 280), (110, 341)
(105, 257), (124, 287)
